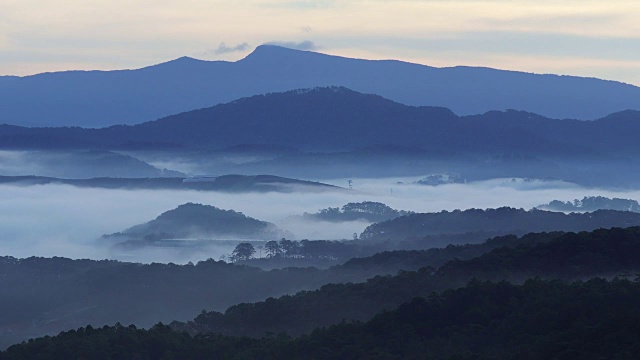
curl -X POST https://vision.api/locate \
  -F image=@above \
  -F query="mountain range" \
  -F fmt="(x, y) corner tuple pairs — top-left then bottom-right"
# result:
(1, 45), (638, 127)
(1, 87), (639, 158)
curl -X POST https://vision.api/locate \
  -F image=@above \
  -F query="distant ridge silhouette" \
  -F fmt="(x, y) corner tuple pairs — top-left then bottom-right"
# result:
(0, 87), (639, 157)
(0, 45), (638, 127)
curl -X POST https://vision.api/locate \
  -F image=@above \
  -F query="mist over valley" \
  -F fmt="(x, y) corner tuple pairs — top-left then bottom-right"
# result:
(2, 32), (640, 358)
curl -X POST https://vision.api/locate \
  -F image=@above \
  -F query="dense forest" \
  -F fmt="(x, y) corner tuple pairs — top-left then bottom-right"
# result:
(302, 201), (412, 223)
(537, 196), (640, 213)
(2, 224), (640, 354)
(360, 207), (640, 247)
(3, 278), (639, 359)
(170, 226), (640, 338)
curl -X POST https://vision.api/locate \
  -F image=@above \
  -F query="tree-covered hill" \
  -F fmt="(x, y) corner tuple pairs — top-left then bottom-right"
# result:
(537, 195), (640, 213)
(3, 226), (639, 350)
(3, 278), (640, 359)
(302, 201), (412, 223)
(360, 207), (640, 247)
(172, 226), (640, 338)
(102, 203), (290, 245)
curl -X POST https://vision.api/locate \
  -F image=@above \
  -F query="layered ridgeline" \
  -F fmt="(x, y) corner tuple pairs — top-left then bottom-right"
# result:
(103, 203), (290, 246)
(0, 230), (560, 350)
(173, 226), (640, 338)
(359, 207), (640, 248)
(1, 45), (639, 127)
(4, 280), (637, 360)
(0, 174), (340, 193)
(0, 150), (184, 178)
(4, 226), (640, 358)
(1, 87), (639, 157)
(537, 196), (640, 213)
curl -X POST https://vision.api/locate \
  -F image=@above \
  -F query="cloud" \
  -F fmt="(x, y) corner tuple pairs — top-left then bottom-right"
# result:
(265, 40), (319, 51)
(212, 42), (250, 55)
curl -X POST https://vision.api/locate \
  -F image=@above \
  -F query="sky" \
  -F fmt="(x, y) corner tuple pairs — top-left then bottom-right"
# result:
(1, 0), (640, 86)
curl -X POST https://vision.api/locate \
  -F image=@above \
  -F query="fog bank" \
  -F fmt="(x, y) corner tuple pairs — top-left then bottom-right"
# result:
(1, 177), (639, 263)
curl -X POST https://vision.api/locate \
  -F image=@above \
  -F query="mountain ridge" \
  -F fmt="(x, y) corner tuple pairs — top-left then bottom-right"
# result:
(1, 45), (639, 127)
(0, 87), (637, 158)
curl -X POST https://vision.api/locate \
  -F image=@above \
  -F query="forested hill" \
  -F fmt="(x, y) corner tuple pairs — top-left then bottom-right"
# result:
(302, 201), (412, 223)
(172, 226), (640, 338)
(537, 196), (640, 213)
(103, 203), (289, 243)
(1, 87), (640, 157)
(6, 226), (640, 359)
(360, 207), (640, 246)
(5, 279), (638, 360)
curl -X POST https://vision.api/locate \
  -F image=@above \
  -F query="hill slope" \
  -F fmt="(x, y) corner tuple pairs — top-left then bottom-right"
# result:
(1, 87), (640, 158)
(103, 203), (289, 243)
(360, 207), (640, 247)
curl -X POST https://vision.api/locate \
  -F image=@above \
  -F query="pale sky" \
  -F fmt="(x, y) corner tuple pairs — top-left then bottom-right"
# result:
(2, 0), (640, 86)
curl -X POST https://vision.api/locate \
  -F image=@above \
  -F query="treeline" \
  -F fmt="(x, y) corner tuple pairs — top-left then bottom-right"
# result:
(537, 195), (640, 213)
(361, 207), (640, 247)
(233, 230), (562, 268)
(171, 226), (640, 338)
(230, 238), (363, 263)
(4, 226), (640, 350)
(3, 233), (522, 350)
(4, 278), (640, 359)
(302, 201), (412, 223)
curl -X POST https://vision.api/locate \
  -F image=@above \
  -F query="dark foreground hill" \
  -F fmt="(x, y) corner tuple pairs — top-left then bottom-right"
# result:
(360, 207), (640, 248)
(2, 226), (640, 351)
(5, 247), (640, 358)
(6, 279), (640, 360)
(2, 45), (638, 128)
(172, 226), (640, 339)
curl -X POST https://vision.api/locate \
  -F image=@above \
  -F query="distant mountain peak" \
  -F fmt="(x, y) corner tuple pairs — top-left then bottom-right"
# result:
(239, 44), (330, 65)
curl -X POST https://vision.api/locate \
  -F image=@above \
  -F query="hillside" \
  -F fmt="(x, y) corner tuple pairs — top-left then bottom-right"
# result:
(1, 87), (639, 159)
(2, 226), (638, 350)
(0, 174), (340, 193)
(103, 203), (289, 244)
(302, 201), (412, 223)
(1, 45), (639, 127)
(360, 207), (640, 247)
(4, 278), (640, 360)
(537, 196), (640, 213)
(172, 226), (640, 339)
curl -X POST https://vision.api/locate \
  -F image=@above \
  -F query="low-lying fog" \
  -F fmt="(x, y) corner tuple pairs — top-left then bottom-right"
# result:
(2, 176), (639, 264)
